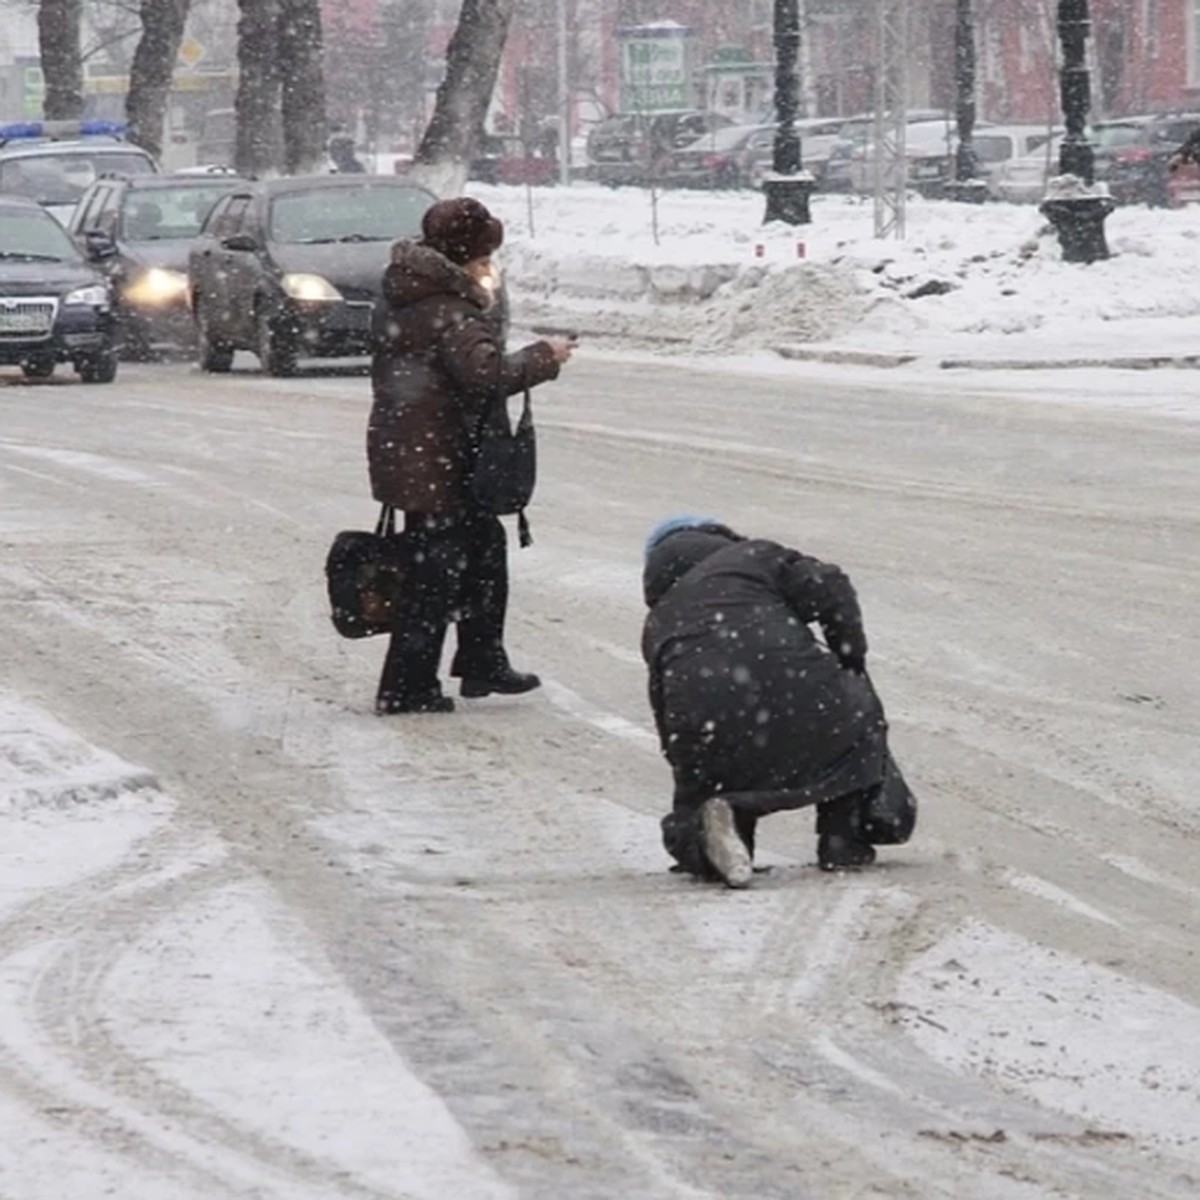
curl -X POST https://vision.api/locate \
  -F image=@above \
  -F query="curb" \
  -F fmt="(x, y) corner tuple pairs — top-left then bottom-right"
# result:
(779, 345), (1200, 372)
(774, 345), (917, 368)
(939, 354), (1200, 371)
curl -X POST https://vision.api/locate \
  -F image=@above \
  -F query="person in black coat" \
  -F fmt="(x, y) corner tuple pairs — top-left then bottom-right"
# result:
(640, 515), (916, 886)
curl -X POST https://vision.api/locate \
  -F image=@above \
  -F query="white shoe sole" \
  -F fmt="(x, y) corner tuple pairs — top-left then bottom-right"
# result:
(701, 797), (753, 889)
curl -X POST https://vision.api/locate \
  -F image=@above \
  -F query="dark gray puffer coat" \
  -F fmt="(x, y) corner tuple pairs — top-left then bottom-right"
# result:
(641, 528), (890, 813)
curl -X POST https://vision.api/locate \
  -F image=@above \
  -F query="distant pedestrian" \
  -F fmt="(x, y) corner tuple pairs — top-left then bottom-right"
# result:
(1168, 126), (1200, 173)
(329, 132), (366, 174)
(640, 515), (917, 887)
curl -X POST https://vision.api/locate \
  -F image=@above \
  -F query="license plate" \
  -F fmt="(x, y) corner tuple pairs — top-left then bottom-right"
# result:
(911, 163), (943, 178)
(0, 310), (51, 333)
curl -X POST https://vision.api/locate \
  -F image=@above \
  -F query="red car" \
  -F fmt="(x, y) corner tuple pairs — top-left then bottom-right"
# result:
(469, 136), (558, 187)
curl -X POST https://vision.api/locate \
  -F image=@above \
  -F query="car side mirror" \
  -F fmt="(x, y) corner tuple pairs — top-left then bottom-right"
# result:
(84, 229), (116, 260)
(222, 233), (259, 252)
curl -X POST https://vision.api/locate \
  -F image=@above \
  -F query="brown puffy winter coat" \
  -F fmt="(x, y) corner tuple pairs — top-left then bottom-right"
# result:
(367, 240), (560, 515)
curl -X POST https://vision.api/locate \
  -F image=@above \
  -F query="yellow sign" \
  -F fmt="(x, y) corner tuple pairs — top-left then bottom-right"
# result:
(177, 37), (206, 69)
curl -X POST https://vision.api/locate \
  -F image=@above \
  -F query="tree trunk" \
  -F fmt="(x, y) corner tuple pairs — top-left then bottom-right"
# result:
(387, 0), (432, 144)
(235, 0), (283, 176)
(126, 0), (192, 161)
(37, 0), (84, 120)
(413, 0), (517, 197)
(278, 0), (327, 174)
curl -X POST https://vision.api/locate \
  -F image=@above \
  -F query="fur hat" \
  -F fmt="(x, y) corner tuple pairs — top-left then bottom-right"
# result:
(421, 197), (504, 266)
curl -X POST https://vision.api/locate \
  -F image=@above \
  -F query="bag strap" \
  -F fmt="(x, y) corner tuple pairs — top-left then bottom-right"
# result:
(517, 510), (533, 548)
(374, 504), (396, 537)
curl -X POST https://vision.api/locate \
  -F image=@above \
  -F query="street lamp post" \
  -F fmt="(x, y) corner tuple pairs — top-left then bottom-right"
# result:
(944, 0), (987, 203)
(1039, 0), (1113, 263)
(763, 0), (816, 225)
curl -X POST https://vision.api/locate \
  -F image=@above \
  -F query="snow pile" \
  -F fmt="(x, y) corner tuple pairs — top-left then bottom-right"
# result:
(474, 182), (1200, 362)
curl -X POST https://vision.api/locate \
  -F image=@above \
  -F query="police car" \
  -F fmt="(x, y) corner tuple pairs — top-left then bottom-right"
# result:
(0, 194), (117, 382)
(0, 119), (159, 225)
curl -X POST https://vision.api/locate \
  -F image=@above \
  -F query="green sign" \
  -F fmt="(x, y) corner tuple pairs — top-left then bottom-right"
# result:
(23, 66), (44, 118)
(620, 36), (689, 113)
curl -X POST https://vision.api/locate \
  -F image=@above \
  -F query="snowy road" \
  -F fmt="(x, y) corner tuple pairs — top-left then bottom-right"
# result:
(2, 356), (1198, 1198)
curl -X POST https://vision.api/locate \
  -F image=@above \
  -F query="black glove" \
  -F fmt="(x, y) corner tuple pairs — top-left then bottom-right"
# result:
(840, 655), (866, 676)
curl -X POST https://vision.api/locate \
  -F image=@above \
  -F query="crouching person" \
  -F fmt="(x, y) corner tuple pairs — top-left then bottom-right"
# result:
(640, 515), (917, 888)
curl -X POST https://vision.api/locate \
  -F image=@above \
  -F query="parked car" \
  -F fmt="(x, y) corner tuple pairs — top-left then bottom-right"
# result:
(821, 109), (948, 192)
(849, 118), (973, 195)
(0, 194), (117, 382)
(1089, 115), (1158, 199)
(899, 124), (1061, 199)
(0, 119), (158, 225)
(68, 172), (246, 358)
(1099, 111), (1200, 206)
(990, 134), (1065, 203)
(585, 110), (733, 186)
(188, 174), (435, 376)
(969, 125), (1062, 198)
(751, 117), (857, 186)
(662, 122), (775, 189)
(669, 116), (848, 189)
(469, 134), (558, 186)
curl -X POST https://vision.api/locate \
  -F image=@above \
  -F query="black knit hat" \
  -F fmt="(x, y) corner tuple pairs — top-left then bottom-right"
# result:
(421, 197), (504, 266)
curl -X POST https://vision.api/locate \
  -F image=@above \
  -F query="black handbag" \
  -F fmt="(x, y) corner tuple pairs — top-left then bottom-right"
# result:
(324, 504), (406, 639)
(469, 386), (536, 546)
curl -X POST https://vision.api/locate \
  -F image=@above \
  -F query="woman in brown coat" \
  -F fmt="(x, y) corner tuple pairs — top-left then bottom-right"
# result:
(368, 197), (573, 713)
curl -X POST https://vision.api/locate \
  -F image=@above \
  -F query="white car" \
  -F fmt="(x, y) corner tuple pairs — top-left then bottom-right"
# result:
(991, 134), (1066, 203)
(849, 119), (965, 194)
(852, 121), (1061, 199)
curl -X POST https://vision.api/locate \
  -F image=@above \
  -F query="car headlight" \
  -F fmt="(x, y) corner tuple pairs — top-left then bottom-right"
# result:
(282, 273), (342, 302)
(63, 283), (111, 308)
(124, 267), (189, 306)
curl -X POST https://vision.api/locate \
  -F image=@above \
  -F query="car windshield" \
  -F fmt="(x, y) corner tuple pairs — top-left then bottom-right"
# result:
(1093, 124), (1147, 150)
(269, 185), (428, 244)
(0, 150), (155, 205)
(682, 125), (768, 153)
(0, 207), (80, 260)
(121, 184), (235, 240)
(1150, 120), (1200, 146)
(972, 134), (1016, 163)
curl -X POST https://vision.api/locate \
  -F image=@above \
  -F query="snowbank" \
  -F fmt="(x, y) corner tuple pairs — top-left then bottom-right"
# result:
(472, 183), (1200, 366)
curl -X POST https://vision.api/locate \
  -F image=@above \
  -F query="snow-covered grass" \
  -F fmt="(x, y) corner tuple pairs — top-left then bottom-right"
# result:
(472, 181), (1200, 365)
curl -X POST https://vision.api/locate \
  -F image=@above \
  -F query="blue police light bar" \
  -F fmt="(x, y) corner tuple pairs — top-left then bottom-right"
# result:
(0, 118), (128, 141)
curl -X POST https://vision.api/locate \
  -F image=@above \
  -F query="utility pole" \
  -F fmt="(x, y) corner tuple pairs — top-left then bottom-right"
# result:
(1039, 0), (1113, 262)
(763, 0), (816, 225)
(872, 0), (907, 239)
(557, 0), (570, 186)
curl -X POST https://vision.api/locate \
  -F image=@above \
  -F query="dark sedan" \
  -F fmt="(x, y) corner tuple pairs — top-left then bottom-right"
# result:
(187, 175), (436, 376)
(1098, 113), (1200, 207)
(0, 195), (117, 382)
(69, 172), (245, 358)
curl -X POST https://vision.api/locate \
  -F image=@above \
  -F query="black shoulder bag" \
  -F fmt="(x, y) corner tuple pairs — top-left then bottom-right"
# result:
(469, 385), (537, 547)
(324, 504), (407, 638)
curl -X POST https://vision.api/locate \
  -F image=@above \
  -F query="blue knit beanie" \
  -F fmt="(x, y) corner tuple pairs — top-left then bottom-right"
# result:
(644, 513), (720, 558)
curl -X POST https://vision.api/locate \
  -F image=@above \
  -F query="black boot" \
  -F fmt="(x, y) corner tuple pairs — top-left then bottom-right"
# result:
(376, 612), (450, 714)
(816, 791), (876, 872)
(459, 666), (541, 698)
(376, 690), (454, 715)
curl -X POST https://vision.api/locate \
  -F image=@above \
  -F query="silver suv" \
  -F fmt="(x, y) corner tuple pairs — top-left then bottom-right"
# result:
(0, 119), (159, 225)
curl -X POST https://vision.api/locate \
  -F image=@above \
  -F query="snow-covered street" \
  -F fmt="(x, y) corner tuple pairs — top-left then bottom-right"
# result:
(3, 348), (1198, 1197)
